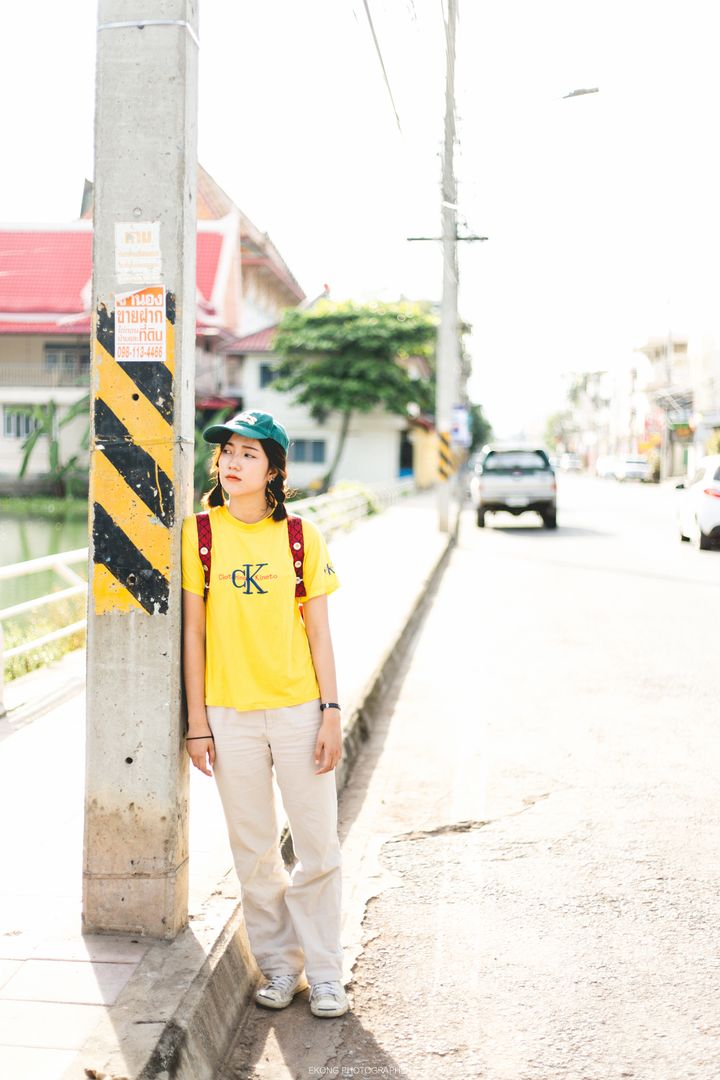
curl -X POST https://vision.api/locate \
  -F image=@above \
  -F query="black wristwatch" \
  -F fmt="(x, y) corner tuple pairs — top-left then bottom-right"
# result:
(320, 702), (341, 711)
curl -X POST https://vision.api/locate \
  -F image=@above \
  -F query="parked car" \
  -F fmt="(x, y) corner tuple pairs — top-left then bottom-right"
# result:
(559, 452), (583, 472)
(470, 446), (557, 528)
(595, 455), (618, 479)
(677, 455), (720, 550)
(613, 456), (651, 482)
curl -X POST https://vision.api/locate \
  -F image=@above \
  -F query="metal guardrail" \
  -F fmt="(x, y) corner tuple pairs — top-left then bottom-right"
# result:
(0, 482), (416, 714)
(290, 479), (415, 534)
(0, 549), (88, 716)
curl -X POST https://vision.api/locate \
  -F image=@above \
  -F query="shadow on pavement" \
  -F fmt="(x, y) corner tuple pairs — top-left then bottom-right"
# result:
(218, 571), (442, 1079)
(220, 994), (407, 1080)
(478, 523), (613, 539)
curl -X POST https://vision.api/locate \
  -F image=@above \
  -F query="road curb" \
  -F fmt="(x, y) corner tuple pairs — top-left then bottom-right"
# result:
(67, 531), (455, 1080)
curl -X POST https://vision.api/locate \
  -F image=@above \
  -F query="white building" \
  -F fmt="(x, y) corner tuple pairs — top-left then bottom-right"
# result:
(224, 326), (413, 489)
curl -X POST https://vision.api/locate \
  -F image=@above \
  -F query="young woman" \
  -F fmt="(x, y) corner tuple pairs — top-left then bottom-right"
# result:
(181, 410), (348, 1018)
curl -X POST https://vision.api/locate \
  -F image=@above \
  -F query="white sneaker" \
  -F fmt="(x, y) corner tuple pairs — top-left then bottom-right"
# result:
(309, 980), (349, 1018)
(255, 972), (308, 1009)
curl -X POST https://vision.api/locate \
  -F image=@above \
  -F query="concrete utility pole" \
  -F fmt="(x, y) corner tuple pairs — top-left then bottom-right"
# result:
(84, 1), (198, 938)
(436, 0), (459, 533)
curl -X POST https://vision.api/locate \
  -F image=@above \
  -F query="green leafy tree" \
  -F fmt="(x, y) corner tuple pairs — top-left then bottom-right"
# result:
(273, 300), (437, 491)
(567, 375), (587, 407)
(545, 409), (576, 452)
(18, 396), (90, 496)
(468, 402), (492, 453)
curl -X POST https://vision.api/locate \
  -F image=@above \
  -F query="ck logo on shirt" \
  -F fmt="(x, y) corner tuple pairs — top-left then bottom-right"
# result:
(231, 563), (269, 595)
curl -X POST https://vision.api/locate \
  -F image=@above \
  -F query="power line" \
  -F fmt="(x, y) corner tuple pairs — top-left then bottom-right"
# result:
(360, 0), (403, 133)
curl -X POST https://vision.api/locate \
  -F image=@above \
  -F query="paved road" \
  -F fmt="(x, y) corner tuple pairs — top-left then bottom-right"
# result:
(221, 476), (720, 1080)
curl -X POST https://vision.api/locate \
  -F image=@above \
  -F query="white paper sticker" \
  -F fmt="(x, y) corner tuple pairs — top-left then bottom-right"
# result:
(115, 287), (166, 362)
(451, 404), (472, 448)
(115, 222), (162, 283)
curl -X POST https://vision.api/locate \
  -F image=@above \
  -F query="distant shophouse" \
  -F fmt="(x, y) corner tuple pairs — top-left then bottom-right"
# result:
(637, 336), (695, 478)
(0, 168), (429, 492)
(686, 335), (720, 462)
(635, 332), (720, 478)
(561, 358), (656, 473)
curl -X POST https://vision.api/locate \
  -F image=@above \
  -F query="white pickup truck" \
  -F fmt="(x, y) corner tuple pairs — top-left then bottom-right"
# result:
(470, 446), (557, 529)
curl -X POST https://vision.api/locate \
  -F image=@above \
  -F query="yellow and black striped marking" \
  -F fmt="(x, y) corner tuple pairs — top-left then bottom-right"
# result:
(438, 431), (455, 480)
(90, 293), (176, 615)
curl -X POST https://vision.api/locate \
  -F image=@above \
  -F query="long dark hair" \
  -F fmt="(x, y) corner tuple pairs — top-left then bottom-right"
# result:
(201, 437), (290, 521)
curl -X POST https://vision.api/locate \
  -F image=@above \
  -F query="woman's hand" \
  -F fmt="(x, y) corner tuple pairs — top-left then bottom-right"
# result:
(314, 711), (343, 774)
(186, 721), (216, 777)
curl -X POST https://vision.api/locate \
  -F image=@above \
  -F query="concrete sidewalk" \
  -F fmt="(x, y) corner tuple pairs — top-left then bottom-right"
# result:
(0, 493), (453, 1080)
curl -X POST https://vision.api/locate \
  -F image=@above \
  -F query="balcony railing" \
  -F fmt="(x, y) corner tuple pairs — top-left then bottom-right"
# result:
(0, 363), (91, 388)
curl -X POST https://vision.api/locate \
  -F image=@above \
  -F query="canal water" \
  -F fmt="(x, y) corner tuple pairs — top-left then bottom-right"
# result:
(0, 512), (88, 609)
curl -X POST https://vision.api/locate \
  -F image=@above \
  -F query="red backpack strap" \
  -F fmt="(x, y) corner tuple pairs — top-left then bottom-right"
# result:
(196, 512), (212, 600)
(286, 515), (306, 598)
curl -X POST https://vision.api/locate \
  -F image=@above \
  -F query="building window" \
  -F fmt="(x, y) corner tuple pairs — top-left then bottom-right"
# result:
(289, 439), (326, 464)
(3, 406), (38, 440)
(44, 345), (90, 379)
(259, 362), (279, 388)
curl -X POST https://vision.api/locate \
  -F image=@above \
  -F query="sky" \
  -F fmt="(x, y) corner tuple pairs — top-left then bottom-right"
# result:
(2, 1), (720, 437)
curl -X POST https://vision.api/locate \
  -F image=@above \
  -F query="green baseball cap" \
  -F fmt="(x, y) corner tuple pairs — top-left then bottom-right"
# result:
(202, 410), (289, 452)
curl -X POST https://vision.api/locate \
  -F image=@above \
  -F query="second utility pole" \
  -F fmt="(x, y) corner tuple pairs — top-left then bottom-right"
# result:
(436, 0), (459, 533)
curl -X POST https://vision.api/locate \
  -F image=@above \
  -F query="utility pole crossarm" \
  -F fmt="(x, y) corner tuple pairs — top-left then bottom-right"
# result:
(407, 235), (488, 242)
(562, 87), (600, 98)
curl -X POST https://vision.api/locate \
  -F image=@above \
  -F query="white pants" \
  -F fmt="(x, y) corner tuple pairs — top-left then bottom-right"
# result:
(207, 699), (343, 983)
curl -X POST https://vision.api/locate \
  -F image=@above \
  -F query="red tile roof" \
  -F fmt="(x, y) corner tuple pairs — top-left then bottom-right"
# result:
(0, 224), (229, 335)
(196, 229), (224, 309)
(82, 167), (306, 304)
(196, 168), (304, 302)
(0, 228), (92, 313)
(227, 325), (277, 352)
(0, 318), (91, 335)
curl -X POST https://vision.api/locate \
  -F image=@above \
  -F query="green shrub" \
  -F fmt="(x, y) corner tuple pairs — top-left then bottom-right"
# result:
(0, 496), (88, 522)
(3, 595), (86, 682)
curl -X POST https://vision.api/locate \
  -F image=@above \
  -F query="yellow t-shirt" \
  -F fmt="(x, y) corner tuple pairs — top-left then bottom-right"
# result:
(181, 506), (339, 711)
